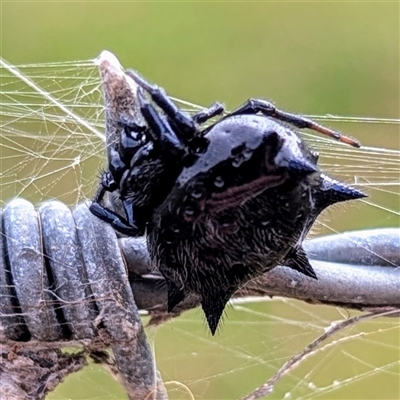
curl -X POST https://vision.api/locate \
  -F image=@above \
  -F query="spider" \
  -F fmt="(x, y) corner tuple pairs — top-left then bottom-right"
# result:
(90, 70), (364, 334)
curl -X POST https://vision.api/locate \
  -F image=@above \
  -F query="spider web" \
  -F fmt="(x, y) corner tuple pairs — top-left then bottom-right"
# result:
(0, 57), (399, 400)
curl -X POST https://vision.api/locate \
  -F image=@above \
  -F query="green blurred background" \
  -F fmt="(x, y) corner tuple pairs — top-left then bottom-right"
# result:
(1, 1), (399, 399)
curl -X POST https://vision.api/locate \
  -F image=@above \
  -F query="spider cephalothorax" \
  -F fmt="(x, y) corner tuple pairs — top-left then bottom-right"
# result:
(90, 70), (365, 334)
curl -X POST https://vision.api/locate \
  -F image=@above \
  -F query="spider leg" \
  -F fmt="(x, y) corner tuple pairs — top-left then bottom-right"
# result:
(192, 102), (225, 124)
(91, 143), (144, 236)
(89, 186), (139, 236)
(136, 88), (187, 159)
(126, 69), (197, 139)
(228, 98), (361, 148)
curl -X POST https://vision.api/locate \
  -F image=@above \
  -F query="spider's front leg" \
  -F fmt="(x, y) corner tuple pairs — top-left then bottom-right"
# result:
(135, 88), (187, 159)
(89, 120), (148, 236)
(228, 98), (361, 147)
(126, 70), (199, 141)
(127, 69), (226, 143)
(89, 184), (140, 236)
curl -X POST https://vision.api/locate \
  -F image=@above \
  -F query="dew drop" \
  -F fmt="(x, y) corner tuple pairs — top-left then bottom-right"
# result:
(191, 189), (203, 199)
(308, 382), (317, 390)
(243, 148), (253, 160)
(184, 206), (195, 216)
(232, 158), (242, 168)
(214, 176), (225, 188)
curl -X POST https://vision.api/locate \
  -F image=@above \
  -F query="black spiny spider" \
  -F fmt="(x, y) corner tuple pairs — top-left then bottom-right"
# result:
(90, 70), (365, 334)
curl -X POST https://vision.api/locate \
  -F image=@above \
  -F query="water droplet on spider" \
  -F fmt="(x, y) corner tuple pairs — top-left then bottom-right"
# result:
(214, 176), (225, 188)
(184, 206), (195, 216)
(232, 157), (243, 168)
(261, 220), (270, 226)
(172, 226), (180, 233)
(243, 148), (253, 160)
(191, 189), (203, 199)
